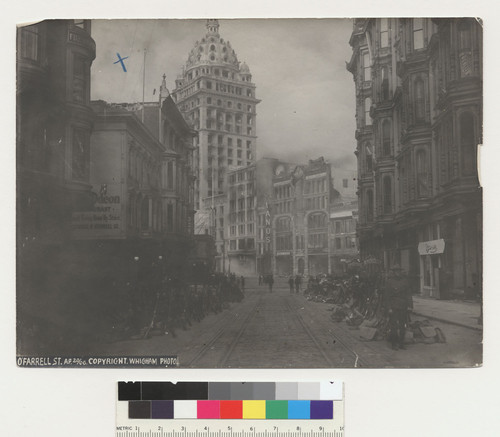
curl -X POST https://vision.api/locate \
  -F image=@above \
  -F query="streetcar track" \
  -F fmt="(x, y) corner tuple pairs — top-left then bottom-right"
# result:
(285, 297), (367, 368)
(188, 287), (380, 368)
(185, 308), (240, 367)
(186, 294), (264, 368)
(284, 298), (336, 367)
(218, 296), (264, 367)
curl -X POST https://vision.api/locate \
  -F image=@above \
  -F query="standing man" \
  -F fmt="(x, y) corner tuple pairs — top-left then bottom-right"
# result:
(240, 276), (245, 293)
(385, 265), (410, 350)
(288, 276), (294, 294)
(268, 274), (274, 293)
(295, 275), (302, 294)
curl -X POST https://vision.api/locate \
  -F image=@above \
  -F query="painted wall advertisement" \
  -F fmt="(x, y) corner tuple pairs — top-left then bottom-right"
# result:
(72, 183), (124, 239)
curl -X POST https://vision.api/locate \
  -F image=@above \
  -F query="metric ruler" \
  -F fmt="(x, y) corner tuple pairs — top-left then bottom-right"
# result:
(115, 417), (344, 437)
(116, 382), (344, 437)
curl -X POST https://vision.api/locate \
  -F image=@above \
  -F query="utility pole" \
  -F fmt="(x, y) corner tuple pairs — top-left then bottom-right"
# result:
(142, 48), (147, 123)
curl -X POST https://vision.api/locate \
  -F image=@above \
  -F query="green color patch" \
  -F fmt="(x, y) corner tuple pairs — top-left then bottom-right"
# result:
(265, 400), (288, 419)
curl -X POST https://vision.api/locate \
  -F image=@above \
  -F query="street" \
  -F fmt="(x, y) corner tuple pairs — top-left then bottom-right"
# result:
(94, 277), (482, 368)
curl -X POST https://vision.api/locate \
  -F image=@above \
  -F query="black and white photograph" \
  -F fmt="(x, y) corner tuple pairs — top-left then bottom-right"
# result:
(16, 18), (483, 368)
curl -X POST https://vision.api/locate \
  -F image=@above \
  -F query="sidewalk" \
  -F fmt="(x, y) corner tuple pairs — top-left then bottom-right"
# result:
(412, 296), (482, 331)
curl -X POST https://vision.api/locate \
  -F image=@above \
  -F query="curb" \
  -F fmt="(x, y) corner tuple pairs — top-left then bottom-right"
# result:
(411, 311), (483, 332)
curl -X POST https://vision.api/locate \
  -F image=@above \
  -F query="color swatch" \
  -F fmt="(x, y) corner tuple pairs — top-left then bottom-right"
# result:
(120, 382), (342, 420)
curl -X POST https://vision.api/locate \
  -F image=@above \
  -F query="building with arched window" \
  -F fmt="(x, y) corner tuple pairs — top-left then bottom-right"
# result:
(348, 18), (482, 299)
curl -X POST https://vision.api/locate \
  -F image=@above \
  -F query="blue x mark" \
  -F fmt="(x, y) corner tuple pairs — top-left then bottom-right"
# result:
(113, 53), (129, 72)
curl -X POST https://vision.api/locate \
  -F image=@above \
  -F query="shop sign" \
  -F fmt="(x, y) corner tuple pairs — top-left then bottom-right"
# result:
(418, 238), (445, 255)
(71, 183), (123, 239)
(265, 202), (272, 244)
(277, 251), (291, 256)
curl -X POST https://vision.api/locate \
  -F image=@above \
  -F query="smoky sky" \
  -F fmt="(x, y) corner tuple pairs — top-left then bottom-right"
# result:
(91, 19), (356, 171)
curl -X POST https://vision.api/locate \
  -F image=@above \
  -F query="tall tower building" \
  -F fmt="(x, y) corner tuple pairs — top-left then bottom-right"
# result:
(172, 19), (260, 211)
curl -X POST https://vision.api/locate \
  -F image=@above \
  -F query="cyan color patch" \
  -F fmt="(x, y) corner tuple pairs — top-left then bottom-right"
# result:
(287, 400), (310, 419)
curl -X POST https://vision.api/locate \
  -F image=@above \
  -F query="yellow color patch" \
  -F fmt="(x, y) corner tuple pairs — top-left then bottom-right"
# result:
(242, 400), (266, 419)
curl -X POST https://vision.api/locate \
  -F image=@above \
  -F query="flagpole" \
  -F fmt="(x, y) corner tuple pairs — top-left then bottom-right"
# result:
(142, 48), (146, 123)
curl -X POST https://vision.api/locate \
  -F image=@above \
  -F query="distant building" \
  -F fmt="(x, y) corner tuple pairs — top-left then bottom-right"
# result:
(202, 155), (357, 277)
(347, 18), (482, 298)
(201, 157), (280, 276)
(271, 157), (339, 277)
(172, 19), (260, 211)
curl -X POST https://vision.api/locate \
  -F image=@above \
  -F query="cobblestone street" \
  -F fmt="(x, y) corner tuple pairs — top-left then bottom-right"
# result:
(95, 278), (482, 368)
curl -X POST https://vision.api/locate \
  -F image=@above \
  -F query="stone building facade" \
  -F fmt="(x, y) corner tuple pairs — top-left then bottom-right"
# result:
(347, 18), (482, 298)
(71, 95), (196, 289)
(172, 19), (260, 210)
(330, 198), (359, 275)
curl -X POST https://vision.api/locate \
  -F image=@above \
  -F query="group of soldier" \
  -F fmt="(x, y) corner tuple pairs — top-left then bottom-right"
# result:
(303, 265), (414, 351)
(288, 275), (303, 294)
(122, 273), (244, 340)
(348, 265), (413, 350)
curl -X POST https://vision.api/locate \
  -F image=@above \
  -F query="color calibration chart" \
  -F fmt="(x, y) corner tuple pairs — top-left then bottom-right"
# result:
(117, 382), (344, 437)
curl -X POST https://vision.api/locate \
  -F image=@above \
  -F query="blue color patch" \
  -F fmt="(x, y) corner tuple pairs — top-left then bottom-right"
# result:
(287, 400), (310, 419)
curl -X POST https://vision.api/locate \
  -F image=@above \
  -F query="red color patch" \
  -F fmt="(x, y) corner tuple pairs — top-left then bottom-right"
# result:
(220, 400), (243, 419)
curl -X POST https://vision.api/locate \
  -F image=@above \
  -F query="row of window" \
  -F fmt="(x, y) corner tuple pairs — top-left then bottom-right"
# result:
(305, 196), (327, 210)
(128, 147), (162, 189)
(361, 114), (477, 221)
(228, 169), (255, 184)
(334, 236), (357, 250)
(228, 184), (255, 201)
(333, 218), (356, 234)
(275, 184), (292, 199)
(206, 98), (254, 112)
(205, 109), (253, 124)
(308, 233), (328, 250)
(208, 157), (249, 168)
(304, 178), (327, 195)
(210, 147), (252, 160)
(185, 65), (250, 83)
(229, 238), (255, 251)
(229, 211), (255, 224)
(203, 80), (254, 98)
(183, 97), (254, 113)
(126, 196), (188, 235)
(229, 223), (255, 236)
(275, 200), (294, 215)
(205, 119), (253, 135)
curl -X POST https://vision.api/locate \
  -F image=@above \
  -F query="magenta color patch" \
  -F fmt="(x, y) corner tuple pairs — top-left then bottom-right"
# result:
(197, 400), (220, 419)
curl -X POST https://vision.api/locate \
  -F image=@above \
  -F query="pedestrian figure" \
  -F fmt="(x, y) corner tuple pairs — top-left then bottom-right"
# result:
(258, 275), (263, 286)
(240, 276), (245, 293)
(385, 265), (410, 350)
(295, 275), (302, 294)
(268, 274), (274, 293)
(288, 276), (294, 294)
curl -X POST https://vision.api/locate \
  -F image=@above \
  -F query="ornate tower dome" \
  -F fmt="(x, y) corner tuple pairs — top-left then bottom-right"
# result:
(184, 19), (240, 73)
(172, 18), (260, 217)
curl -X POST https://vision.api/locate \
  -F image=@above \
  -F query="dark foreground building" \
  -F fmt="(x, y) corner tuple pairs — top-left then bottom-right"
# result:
(347, 18), (482, 299)
(17, 20), (98, 353)
(17, 20), (199, 354)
